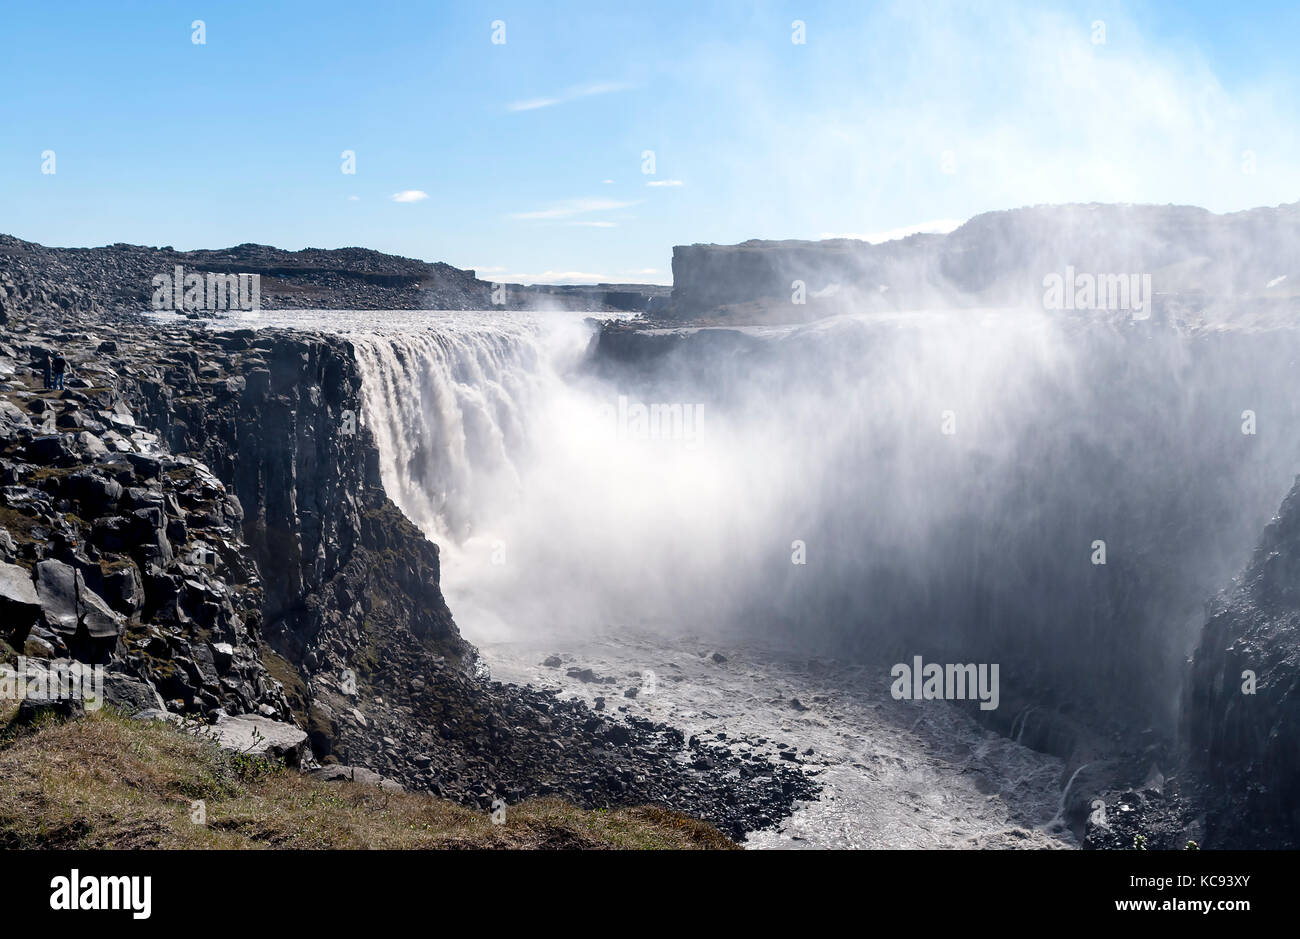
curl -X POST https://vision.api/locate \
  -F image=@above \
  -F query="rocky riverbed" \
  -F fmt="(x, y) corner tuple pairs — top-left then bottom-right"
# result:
(474, 630), (1072, 848)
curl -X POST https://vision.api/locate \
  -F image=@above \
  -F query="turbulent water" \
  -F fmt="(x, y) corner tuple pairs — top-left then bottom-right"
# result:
(228, 306), (1300, 847)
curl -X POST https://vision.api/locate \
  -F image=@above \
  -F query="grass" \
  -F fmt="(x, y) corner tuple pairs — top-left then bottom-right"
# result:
(0, 708), (737, 850)
(0, 506), (44, 546)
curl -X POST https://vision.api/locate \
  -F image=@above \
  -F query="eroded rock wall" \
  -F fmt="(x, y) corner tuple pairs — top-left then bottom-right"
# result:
(1184, 476), (1300, 848)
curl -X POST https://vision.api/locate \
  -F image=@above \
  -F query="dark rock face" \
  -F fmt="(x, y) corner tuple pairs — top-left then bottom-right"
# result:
(101, 671), (165, 714)
(0, 560), (41, 644)
(0, 236), (660, 315)
(0, 324), (291, 718)
(0, 269), (103, 324)
(1184, 475), (1300, 848)
(123, 328), (468, 671)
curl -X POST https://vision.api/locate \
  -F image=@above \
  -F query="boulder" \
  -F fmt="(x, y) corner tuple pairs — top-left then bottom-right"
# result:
(101, 564), (144, 616)
(202, 714), (308, 766)
(124, 453), (162, 481)
(75, 432), (109, 459)
(0, 561), (41, 643)
(307, 765), (406, 791)
(0, 399), (31, 429)
(65, 472), (123, 512)
(102, 672), (165, 715)
(34, 559), (78, 635)
(15, 696), (85, 724)
(24, 435), (77, 466)
(80, 586), (125, 640)
(34, 558), (125, 648)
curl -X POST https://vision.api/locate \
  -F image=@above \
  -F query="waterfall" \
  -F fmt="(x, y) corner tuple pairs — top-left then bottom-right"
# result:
(1044, 761), (1104, 833)
(348, 312), (753, 642)
(351, 321), (553, 545)
(341, 309), (1300, 730)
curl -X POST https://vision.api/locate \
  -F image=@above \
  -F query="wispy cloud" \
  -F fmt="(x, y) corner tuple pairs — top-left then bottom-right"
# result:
(571, 220), (617, 228)
(510, 197), (637, 221)
(508, 97), (562, 112)
(646, 179), (685, 187)
(508, 80), (635, 112)
(390, 190), (429, 203)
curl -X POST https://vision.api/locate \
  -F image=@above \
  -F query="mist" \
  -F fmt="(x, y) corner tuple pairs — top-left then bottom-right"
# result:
(349, 293), (1300, 735)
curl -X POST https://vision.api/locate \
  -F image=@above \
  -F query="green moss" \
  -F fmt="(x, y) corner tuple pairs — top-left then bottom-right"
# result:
(0, 507), (43, 544)
(27, 466), (76, 483)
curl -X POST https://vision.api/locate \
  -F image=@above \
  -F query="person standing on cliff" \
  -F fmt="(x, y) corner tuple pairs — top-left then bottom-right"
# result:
(38, 351), (52, 390)
(51, 352), (66, 390)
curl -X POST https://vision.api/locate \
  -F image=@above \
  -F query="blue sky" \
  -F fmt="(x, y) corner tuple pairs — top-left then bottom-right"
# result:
(1, 0), (1297, 284)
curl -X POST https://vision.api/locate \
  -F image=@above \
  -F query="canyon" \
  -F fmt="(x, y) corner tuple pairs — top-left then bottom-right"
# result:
(2, 199), (1298, 847)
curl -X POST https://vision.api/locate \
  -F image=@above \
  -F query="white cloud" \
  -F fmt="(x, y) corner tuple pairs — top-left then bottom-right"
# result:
(818, 218), (964, 244)
(390, 190), (429, 203)
(508, 80), (635, 112)
(508, 97), (562, 112)
(511, 197), (637, 221)
(646, 179), (685, 187)
(570, 221), (617, 228)
(602, 179), (615, 184)
(347, 195), (360, 202)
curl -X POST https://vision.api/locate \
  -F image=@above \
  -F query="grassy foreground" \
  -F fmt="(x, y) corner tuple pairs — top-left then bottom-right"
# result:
(0, 708), (736, 850)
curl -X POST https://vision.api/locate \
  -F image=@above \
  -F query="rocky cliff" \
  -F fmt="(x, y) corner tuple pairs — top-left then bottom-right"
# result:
(0, 235), (663, 314)
(668, 201), (1300, 323)
(1184, 476), (1300, 848)
(0, 324), (292, 725)
(0, 298), (815, 838)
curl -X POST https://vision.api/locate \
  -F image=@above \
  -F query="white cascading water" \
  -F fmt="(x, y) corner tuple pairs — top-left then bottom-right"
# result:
(349, 312), (761, 644)
(346, 309), (1099, 649)
(342, 307), (1300, 686)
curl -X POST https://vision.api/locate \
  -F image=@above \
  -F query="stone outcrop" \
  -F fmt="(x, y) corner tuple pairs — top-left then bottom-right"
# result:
(0, 236), (661, 315)
(202, 713), (310, 767)
(0, 327), (290, 720)
(1184, 476), (1300, 848)
(0, 269), (103, 325)
(667, 201), (1300, 323)
(122, 327), (466, 668)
